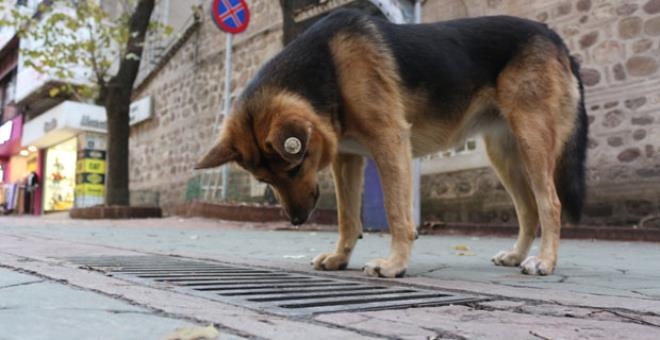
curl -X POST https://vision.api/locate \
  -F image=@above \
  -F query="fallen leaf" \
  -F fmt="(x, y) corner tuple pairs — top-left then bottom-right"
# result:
(452, 244), (469, 251)
(164, 325), (219, 340)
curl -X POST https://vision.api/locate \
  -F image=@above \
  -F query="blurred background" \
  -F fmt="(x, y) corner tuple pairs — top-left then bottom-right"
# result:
(1, 0), (659, 230)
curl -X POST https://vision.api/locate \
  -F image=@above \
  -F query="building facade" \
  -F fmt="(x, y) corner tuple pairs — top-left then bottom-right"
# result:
(124, 0), (660, 226)
(1, 0), (140, 214)
(0, 2), (39, 215)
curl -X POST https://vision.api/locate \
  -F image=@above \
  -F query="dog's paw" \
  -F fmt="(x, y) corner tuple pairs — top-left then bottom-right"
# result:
(311, 252), (349, 271)
(491, 250), (525, 267)
(520, 256), (555, 276)
(363, 258), (407, 278)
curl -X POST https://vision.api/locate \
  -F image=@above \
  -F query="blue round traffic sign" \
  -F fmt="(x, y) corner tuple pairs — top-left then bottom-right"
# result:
(211, 0), (250, 34)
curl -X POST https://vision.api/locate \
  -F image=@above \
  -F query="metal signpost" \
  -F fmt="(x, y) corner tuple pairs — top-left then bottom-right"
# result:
(412, 0), (422, 227)
(210, 0), (250, 201)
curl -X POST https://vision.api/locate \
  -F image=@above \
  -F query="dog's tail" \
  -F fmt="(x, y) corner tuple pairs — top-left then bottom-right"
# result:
(555, 56), (588, 223)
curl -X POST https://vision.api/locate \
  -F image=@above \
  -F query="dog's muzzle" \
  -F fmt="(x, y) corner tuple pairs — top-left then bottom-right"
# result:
(288, 185), (320, 225)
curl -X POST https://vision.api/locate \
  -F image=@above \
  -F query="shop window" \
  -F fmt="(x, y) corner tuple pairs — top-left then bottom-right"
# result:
(43, 138), (77, 211)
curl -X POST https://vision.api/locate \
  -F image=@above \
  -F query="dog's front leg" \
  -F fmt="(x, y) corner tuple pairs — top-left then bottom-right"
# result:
(312, 153), (366, 270)
(363, 132), (416, 278)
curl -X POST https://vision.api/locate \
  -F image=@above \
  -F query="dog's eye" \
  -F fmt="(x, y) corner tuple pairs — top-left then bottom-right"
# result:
(286, 164), (302, 178)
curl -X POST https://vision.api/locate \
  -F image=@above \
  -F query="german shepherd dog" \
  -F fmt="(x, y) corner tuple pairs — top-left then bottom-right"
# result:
(196, 10), (588, 277)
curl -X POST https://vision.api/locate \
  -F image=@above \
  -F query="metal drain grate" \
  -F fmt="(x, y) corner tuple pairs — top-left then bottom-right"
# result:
(67, 255), (482, 317)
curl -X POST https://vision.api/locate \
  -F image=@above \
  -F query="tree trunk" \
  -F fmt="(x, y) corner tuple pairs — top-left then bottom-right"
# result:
(103, 0), (155, 206)
(278, 0), (296, 45)
(104, 88), (131, 205)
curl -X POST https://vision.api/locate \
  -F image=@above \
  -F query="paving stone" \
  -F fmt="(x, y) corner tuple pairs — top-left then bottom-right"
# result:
(478, 300), (527, 310)
(2, 216), (660, 327)
(317, 306), (660, 340)
(0, 271), (204, 340)
(0, 269), (40, 287)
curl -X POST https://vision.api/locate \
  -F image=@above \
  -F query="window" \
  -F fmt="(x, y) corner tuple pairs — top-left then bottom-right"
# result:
(0, 70), (17, 122)
(425, 139), (478, 160)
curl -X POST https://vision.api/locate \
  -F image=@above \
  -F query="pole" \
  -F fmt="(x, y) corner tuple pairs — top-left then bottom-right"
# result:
(412, 0), (422, 227)
(220, 34), (233, 201)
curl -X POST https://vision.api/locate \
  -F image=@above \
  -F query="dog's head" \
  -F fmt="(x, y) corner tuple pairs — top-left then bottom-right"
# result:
(195, 90), (337, 225)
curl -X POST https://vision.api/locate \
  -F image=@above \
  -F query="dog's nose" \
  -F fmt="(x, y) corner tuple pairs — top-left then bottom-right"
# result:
(291, 216), (305, 225)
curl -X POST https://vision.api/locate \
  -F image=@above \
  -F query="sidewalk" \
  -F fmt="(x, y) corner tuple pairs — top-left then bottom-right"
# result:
(0, 268), (213, 340)
(1, 215), (659, 339)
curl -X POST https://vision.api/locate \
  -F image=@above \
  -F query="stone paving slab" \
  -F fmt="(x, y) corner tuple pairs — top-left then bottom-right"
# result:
(0, 250), (382, 340)
(316, 305), (660, 340)
(3, 216), (658, 302)
(1, 216), (660, 339)
(0, 268), (211, 340)
(0, 269), (41, 288)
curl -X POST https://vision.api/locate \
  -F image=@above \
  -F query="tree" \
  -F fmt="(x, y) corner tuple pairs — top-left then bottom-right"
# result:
(0, 0), (165, 206)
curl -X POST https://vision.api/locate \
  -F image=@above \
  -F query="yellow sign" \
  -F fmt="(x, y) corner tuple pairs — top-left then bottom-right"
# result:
(76, 159), (106, 174)
(75, 184), (105, 197)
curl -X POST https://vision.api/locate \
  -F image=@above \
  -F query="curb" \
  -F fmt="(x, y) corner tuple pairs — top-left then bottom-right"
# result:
(173, 200), (338, 225)
(421, 221), (660, 242)
(70, 206), (163, 219)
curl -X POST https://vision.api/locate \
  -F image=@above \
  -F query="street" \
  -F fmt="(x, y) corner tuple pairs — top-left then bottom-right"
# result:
(1, 215), (659, 339)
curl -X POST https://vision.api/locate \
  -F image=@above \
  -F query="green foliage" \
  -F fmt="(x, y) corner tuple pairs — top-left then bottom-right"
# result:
(0, 0), (171, 101)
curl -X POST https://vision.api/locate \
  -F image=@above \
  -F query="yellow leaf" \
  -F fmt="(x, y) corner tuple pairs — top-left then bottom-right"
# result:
(49, 87), (60, 97)
(164, 325), (219, 340)
(452, 244), (469, 251)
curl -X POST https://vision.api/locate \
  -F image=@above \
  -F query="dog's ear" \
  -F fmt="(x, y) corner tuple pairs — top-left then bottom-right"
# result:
(194, 139), (239, 169)
(266, 118), (312, 165)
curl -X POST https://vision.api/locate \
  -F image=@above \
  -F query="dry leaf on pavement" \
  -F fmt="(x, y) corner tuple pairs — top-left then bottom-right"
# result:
(164, 324), (220, 340)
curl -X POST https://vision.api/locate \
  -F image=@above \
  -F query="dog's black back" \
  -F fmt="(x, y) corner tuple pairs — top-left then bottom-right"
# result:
(375, 15), (566, 114)
(243, 10), (568, 119)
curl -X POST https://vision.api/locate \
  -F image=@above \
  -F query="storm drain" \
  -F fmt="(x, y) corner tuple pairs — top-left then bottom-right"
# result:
(67, 255), (482, 317)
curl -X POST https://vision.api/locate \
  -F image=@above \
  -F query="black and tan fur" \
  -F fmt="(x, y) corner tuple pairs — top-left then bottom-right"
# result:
(195, 10), (588, 277)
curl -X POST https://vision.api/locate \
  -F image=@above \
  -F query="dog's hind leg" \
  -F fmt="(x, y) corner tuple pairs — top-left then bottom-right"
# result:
(503, 113), (562, 276)
(485, 131), (539, 267)
(312, 153), (366, 271)
(495, 39), (577, 275)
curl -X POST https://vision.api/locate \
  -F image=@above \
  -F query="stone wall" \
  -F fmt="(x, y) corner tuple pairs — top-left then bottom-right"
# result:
(420, 0), (660, 225)
(129, 1), (285, 211)
(130, 0), (660, 226)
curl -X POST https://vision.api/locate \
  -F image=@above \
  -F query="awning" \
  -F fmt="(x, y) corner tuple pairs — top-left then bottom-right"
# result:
(21, 101), (106, 149)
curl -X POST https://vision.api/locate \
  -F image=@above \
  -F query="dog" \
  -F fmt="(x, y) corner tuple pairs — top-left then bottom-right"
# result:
(195, 9), (588, 277)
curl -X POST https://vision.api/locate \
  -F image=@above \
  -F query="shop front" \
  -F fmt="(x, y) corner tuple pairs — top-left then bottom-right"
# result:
(0, 114), (41, 214)
(21, 101), (107, 213)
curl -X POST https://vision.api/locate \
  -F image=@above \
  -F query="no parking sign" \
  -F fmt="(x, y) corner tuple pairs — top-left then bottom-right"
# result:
(211, 0), (250, 34)
(209, 0), (250, 200)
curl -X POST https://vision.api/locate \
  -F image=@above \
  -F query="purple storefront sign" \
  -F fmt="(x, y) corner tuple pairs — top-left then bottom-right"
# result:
(0, 115), (23, 158)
